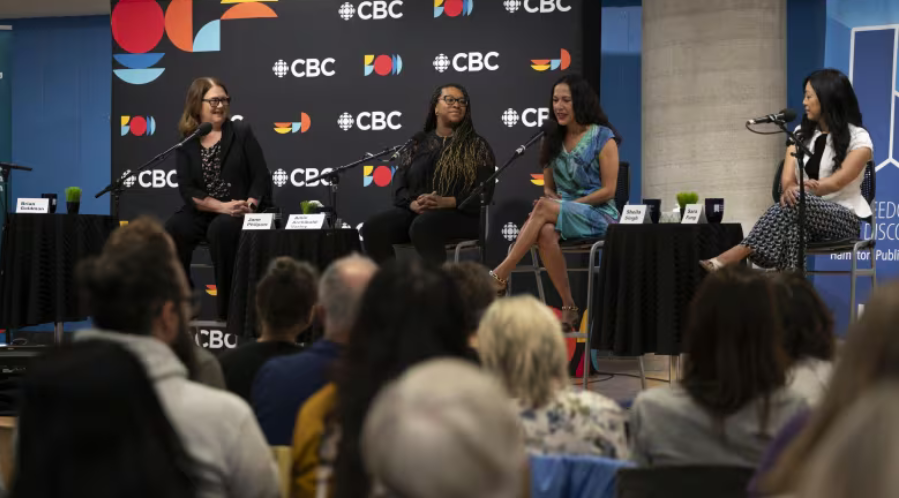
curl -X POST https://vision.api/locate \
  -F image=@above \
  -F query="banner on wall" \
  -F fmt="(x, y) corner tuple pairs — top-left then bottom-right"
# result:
(110, 0), (585, 272)
(819, 0), (899, 329)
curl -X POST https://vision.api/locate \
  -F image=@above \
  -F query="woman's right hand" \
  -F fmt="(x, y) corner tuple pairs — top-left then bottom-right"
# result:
(780, 186), (800, 207)
(221, 200), (250, 217)
(410, 200), (425, 214)
(543, 188), (560, 200)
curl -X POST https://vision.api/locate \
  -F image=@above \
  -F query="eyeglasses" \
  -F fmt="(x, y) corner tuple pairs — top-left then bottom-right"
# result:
(441, 96), (468, 107)
(203, 97), (231, 108)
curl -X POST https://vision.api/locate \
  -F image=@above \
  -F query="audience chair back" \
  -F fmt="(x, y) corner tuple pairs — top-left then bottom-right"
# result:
(616, 466), (755, 498)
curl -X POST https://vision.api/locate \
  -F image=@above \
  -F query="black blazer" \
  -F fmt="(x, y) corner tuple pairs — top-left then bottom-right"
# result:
(175, 120), (272, 212)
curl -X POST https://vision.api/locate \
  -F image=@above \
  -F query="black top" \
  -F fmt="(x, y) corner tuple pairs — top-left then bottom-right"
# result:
(200, 141), (230, 198)
(175, 120), (273, 211)
(218, 341), (305, 402)
(392, 131), (495, 216)
(803, 134), (828, 181)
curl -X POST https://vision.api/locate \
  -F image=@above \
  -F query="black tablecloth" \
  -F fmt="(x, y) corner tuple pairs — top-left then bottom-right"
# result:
(0, 214), (118, 328)
(227, 229), (362, 338)
(591, 223), (745, 356)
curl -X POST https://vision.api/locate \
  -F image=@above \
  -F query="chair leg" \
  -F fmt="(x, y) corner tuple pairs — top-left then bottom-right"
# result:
(638, 356), (647, 390)
(871, 247), (878, 288)
(584, 244), (602, 389)
(454, 244), (462, 263)
(530, 246), (546, 304)
(850, 248), (859, 323)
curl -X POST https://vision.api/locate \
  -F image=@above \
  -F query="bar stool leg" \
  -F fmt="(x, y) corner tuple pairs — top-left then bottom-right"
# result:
(638, 356), (647, 390)
(54, 322), (64, 345)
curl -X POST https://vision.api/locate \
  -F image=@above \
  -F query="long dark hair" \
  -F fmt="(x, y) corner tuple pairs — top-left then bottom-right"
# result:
(796, 69), (863, 172)
(539, 74), (621, 166)
(12, 341), (196, 498)
(682, 266), (789, 432)
(333, 259), (471, 498)
(421, 83), (485, 194)
(770, 272), (835, 362)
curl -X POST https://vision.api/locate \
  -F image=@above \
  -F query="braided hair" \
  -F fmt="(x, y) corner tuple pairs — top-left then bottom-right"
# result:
(422, 84), (486, 195)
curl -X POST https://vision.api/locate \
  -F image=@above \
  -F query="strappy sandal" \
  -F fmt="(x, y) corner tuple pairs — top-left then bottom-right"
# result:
(561, 305), (580, 333)
(489, 271), (508, 297)
(699, 258), (724, 273)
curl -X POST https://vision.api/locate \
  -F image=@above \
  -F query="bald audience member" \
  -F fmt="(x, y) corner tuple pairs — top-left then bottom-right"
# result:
(252, 254), (377, 445)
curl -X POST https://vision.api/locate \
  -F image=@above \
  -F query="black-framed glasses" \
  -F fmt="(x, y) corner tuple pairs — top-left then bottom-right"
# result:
(203, 97), (231, 108)
(441, 96), (468, 107)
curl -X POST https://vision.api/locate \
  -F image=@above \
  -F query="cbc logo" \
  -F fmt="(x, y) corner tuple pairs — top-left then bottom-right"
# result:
(128, 169), (178, 189)
(193, 329), (239, 350)
(271, 167), (334, 187)
(337, 111), (402, 131)
(273, 58), (336, 78)
(433, 52), (499, 73)
(338, 1), (403, 20)
(504, 0), (571, 13)
(501, 108), (550, 128)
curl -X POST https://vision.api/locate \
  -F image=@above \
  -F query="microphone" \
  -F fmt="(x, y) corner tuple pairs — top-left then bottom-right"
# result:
(177, 122), (214, 147)
(747, 109), (797, 125)
(516, 121), (558, 155)
(390, 131), (428, 160)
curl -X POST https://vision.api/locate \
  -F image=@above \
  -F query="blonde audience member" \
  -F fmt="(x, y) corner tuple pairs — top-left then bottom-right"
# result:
(796, 383), (899, 498)
(478, 295), (629, 458)
(762, 282), (899, 495)
(362, 359), (525, 498)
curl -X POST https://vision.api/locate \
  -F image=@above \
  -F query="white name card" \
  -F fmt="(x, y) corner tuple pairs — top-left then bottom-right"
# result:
(16, 198), (49, 214)
(620, 205), (650, 224)
(681, 204), (707, 224)
(286, 214), (326, 230)
(242, 213), (275, 230)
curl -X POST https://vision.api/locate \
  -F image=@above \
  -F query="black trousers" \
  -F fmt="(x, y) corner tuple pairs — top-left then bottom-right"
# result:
(165, 209), (243, 319)
(361, 207), (479, 264)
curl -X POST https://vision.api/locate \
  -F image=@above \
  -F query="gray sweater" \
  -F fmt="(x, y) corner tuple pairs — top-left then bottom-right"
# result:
(75, 330), (279, 498)
(630, 385), (808, 468)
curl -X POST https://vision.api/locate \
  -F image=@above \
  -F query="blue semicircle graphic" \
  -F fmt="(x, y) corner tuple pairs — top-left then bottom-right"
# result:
(194, 20), (221, 53)
(114, 68), (166, 85)
(113, 53), (165, 69)
(149, 117), (157, 136)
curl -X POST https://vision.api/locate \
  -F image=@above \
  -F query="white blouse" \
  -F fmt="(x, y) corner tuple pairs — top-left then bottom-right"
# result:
(791, 123), (873, 218)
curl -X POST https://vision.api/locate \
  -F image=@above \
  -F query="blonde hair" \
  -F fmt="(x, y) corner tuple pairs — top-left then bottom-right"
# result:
(362, 359), (524, 498)
(763, 281), (899, 493)
(177, 77), (229, 137)
(477, 295), (568, 407)
(798, 382), (899, 498)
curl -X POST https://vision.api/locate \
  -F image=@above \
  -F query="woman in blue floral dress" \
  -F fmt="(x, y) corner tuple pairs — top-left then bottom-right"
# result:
(490, 74), (621, 331)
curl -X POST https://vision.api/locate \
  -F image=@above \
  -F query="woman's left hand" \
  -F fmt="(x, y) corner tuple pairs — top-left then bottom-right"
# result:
(417, 192), (454, 210)
(803, 180), (820, 194)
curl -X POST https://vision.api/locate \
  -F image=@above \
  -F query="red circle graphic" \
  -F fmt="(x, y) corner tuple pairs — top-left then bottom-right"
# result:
(374, 55), (393, 76)
(444, 0), (464, 17)
(373, 166), (393, 187)
(130, 116), (148, 136)
(111, 1), (165, 54)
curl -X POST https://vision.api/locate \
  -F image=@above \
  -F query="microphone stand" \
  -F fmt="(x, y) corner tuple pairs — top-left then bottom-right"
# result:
(459, 137), (544, 264)
(314, 143), (405, 229)
(95, 140), (186, 220)
(775, 122), (815, 272)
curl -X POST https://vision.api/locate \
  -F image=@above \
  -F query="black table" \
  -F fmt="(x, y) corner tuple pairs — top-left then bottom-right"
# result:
(591, 223), (745, 356)
(0, 214), (118, 329)
(227, 229), (362, 338)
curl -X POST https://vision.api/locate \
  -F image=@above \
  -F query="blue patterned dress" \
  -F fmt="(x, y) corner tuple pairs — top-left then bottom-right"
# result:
(551, 124), (619, 239)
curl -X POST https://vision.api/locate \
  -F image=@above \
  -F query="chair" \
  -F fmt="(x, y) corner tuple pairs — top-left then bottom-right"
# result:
(508, 162), (632, 388)
(393, 205), (490, 263)
(616, 466), (755, 498)
(530, 454), (634, 498)
(771, 160), (877, 322)
(271, 446), (292, 498)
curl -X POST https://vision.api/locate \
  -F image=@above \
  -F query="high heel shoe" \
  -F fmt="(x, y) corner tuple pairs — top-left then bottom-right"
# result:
(561, 305), (580, 333)
(489, 271), (508, 297)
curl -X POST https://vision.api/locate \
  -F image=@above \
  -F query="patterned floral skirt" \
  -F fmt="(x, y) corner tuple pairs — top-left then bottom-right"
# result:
(742, 194), (859, 270)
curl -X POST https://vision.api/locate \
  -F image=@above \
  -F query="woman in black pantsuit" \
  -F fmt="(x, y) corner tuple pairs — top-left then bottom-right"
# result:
(165, 77), (272, 320)
(361, 83), (495, 264)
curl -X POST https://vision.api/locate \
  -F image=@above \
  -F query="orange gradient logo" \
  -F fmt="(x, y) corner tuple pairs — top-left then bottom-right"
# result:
(206, 285), (217, 296)
(530, 174), (545, 186)
(274, 113), (312, 134)
(531, 49), (571, 71)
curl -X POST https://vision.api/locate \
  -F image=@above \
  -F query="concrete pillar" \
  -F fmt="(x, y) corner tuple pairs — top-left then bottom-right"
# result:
(642, 0), (787, 230)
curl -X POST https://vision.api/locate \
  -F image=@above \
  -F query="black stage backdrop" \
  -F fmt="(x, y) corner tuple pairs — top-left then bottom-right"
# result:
(111, 0), (585, 265)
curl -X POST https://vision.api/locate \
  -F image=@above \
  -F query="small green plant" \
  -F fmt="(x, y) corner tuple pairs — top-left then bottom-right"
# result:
(676, 191), (699, 210)
(300, 200), (323, 214)
(65, 187), (82, 203)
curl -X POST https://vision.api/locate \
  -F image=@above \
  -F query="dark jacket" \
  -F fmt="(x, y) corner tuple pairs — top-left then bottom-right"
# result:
(175, 120), (273, 211)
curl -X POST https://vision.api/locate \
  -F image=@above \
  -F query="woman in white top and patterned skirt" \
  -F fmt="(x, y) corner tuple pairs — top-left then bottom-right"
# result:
(702, 69), (873, 271)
